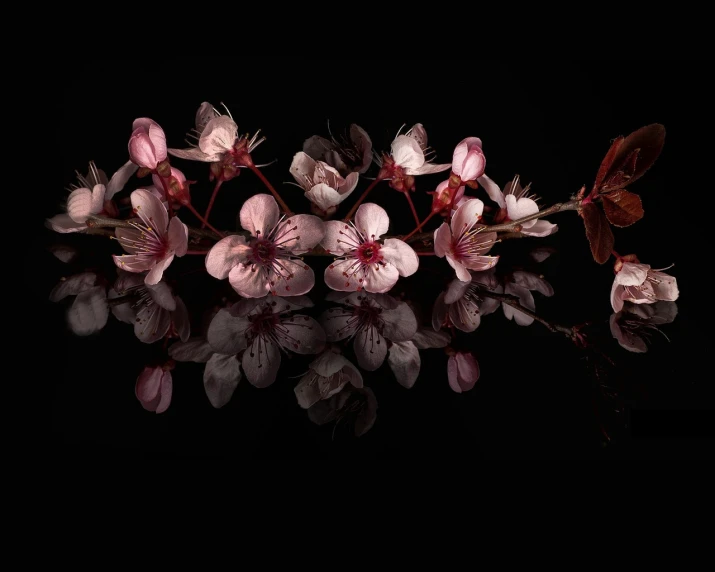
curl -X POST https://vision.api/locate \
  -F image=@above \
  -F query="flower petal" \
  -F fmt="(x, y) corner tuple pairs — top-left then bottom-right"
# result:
(310, 351), (351, 378)
(272, 259), (315, 296)
(206, 235), (250, 279)
(512, 271), (554, 296)
(650, 271), (678, 301)
(147, 281), (176, 310)
(391, 135), (424, 170)
(451, 198), (484, 236)
(434, 223), (452, 258)
(168, 147), (216, 162)
(113, 254), (154, 274)
(67, 286), (108, 335)
(289, 151), (317, 188)
(172, 296), (190, 342)
(616, 262), (650, 286)
(477, 174), (506, 208)
(131, 189), (169, 238)
(388, 341), (421, 389)
(521, 219), (558, 237)
(169, 338), (215, 363)
(410, 162), (452, 176)
(432, 291), (448, 331)
(67, 185), (104, 223)
(444, 277), (470, 304)
(242, 337), (281, 388)
(136, 367), (163, 404)
(134, 303), (171, 344)
(413, 327), (450, 349)
(279, 316), (325, 354)
(204, 353), (241, 408)
(305, 183), (343, 211)
(450, 300), (481, 332)
(46, 214), (86, 233)
(381, 301), (418, 342)
(452, 137), (483, 177)
(227, 264), (267, 298)
(503, 283), (535, 326)
(294, 374), (326, 409)
(339, 172), (360, 196)
(320, 308), (356, 341)
(198, 116), (237, 155)
(207, 308), (250, 355)
(49, 272), (97, 302)
(446, 255), (472, 282)
(240, 193), (280, 238)
(278, 214), (325, 253)
(148, 122), (167, 162)
(505, 195), (539, 229)
(353, 326), (387, 371)
(363, 261), (399, 293)
(381, 238), (419, 277)
(167, 217), (188, 257)
(354, 203), (389, 240)
(321, 221), (358, 256)
(455, 352), (480, 389)
(145, 255), (174, 286)
(610, 281), (626, 312)
(105, 161), (138, 200)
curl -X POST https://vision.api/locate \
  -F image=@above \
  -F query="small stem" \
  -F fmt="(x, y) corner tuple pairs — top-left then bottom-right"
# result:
(403, 210), (437, 241)
(249, 165), (292, 214)
(474, 288), (575, 338)
(202, 179), (223, 228)
(184, 202), (226, 238)
(404, 192), (421, 226)
(485, 199), (581, 232)
(343, 178), (382, 221)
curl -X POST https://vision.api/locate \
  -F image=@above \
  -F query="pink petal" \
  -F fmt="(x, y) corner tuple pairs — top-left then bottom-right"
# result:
(131, 189), (169, 238)
(207, 308), (250, 355)
(113, 253), (153, 273)
(321, 221), (358, 255)
(450, 301), (481, 332)
(381, 301), (418, 342)
(105, 161), (138, 200)
(198, 116), (237, 155)
(512, 271), (554, 296)
(477, 174), (506, 208)
(444, 278), (470, 304)
(204, 353), (241, 408)
(391, 135), (424, 170)
(49, 245), (78, 263)
(169, 338), (214, 363)
(240, 194), (280, 238)
(154, 371), (173, 413)
(455, 352), (480, 388)
(434, 223), (452, 258)
(339, 172), (360, 196)
(67, 185), (105, 223)
(172, 296), (191, 342)
(67, 286), (108, 335)
(242, 338), (281, 388)
(521, 220), (558, 237)
(272, 259), (315, 296)
(451, 198), (484, 236)
(149, 122), (167, 162)
(617, 262), (650, 286)
(324, 259), (360, 292)
(228, 263), (269, 298)
(167, 217), (188, 257)
(280, 316), (325, 354)
(115, 225), (142, 254)
(650, 271), (679, 301)
(446, 255), (472, 282)
(134, 304), (171, 344)
(46, 214), (86, 233)
(306, 183), (343, 211)
(195, 102), (219, 132)
(310, 351), (350, 378)
(503, 283), (535, 326)
(279, 214), (325, 253)
(136, 366), (163, 404)
(387, 341), (421, 388)
(354, 203), (389, 240)
(452, 137), (483, 177)
(147, 281), (176, 310)
(168, 147), (217, 162)
(459, 149), (486, 182)
(447, 357), (462, 393)
(610, 281), (626, 312)
(431, 291), (448, 331)
(206, 235), (250, 279)
(289, 151), (317, 189)
(406, 123), (428, 148)
(380, 238), (419, 277)
(128, 131), (157, 169)
(353, 326), (387, 371)
(505, 195), (539, 228)
(50, 272), (97, 302)
(145, 255), (175, 286)
(409, 162), (452, 176)
(363, 261), (399, 293)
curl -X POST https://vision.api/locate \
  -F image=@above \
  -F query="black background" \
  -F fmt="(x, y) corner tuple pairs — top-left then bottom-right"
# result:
(41, 59), (712, 458)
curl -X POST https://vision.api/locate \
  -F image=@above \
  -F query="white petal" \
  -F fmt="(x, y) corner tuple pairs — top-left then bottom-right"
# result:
(388, 341), (421, 388)
(204, 353), (241, 408)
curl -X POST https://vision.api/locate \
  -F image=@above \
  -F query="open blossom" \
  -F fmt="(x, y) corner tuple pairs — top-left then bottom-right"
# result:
(128, 118), (167, 170)
(610, 257), (678, 312)
(294, 347), (363, 409)
(610, 301), (677, 353)
(50, 272), (109, 336)
(434, 199), (499, 281)
(169, 103), (237, 163)
(451, 138), (485, 182)
(432, 270), (501, 332)
(113, 189), (188, 285)
(206, 194), (325, 297)
(47, 161), (137, 233)
(109, 271), (190, 344)
(303, 123), (373, 176)
(447, 351), (480, 393)
(308, 385), (378, 437)
(207, 296), (325, 388)
(321, 291), (418, 370)
(322, 203), (418, 293)
(136, 364), (173, 413)
(289, 152), (359, 217)
(478, 174), (557, 237)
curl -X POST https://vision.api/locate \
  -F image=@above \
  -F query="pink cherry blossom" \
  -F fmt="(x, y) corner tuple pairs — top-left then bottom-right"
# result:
(447, 351), (480, 393)
(322, 203), (419, 293)
(205, 194), (325, 298)
(388, 123), (451, 176)
(136, 365), (173, 414)
(451, 138), (485, 182)
(112, 189), (188, 286)
(501, 271), (554, 326)
(169, 105), (237, 163)
(128, 118), (167, 170)
(610, 258), (678, 312)
(207, 296), (326, 388)
(294, 347), (363, 409)
(321, 292), (417, 370)
(478, 174), (557, 237)
(47, 161), (137, 233)
(289, 152), (359, 217)
(109, 271), (190, 344)
(307, 385), (378, 437)
(610, 301), (678, 353)
(432, 270), (501, 332)
(303, 123), (373, 176)
(434, 199), (499, 281)
(50, 272), (109, 336)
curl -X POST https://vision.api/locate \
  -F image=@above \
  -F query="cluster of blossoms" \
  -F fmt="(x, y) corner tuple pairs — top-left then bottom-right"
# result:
(48, 106), (678, 437)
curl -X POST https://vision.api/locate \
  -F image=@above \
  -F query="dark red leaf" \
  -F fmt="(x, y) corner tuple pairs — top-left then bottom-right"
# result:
(592, 136), (624, 195)
(600, 124), (665, 192)
(602, 190), (644, 227)
(582, 202), (614, 264)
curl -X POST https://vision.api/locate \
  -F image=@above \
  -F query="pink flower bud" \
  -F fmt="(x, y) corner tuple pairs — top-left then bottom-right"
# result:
(447, 351), (480, 393)
(128, 118), (168, 170)
(452, 137), (486, 182)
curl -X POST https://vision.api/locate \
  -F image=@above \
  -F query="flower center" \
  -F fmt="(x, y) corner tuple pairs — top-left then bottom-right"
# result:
(251, 239), (276, 264)
(249, 306), (279, 337)
(357, 241), (382, 264)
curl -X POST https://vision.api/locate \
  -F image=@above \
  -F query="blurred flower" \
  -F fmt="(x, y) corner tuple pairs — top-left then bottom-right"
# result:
(303, 123), (373, 176)
(49, 272), (108, 336)
(136, 364), (173, 413)
(307, 385), (378, 437)
(610, 256), (678, 312)
(610, 301), (677, 353)
(289, 152), (359, 217)
(447, 351), (480, 393)
(128, 118), (167, 170)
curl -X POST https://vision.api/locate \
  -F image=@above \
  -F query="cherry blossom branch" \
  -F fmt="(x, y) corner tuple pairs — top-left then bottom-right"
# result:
(249, 165), (292, 215)
(343, 178), (383, 221)
(85, 215), (229, 242)
(485, 199), (581, 232)
(473, 288), (575, 338)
